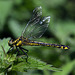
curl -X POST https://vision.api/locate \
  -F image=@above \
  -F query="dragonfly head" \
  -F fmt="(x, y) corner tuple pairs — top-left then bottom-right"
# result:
(8, 39), (13, 47)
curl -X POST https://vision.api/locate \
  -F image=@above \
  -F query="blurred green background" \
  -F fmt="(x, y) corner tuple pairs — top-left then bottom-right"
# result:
(0, 0), (75, 75)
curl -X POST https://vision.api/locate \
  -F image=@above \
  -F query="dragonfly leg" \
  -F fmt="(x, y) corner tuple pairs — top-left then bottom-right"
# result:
(7, 47), (14, 54)
(19, 47), (28, 62)
(7, 47), (20, 55)
(19, 46), (29, 53)
(16, 47), (21, 56)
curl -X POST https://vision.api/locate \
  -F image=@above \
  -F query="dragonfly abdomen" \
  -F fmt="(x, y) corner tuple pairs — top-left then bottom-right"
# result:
(41, 43), (69, 49)
(30, 41), (69, 50)
(41, 43), (69, 50)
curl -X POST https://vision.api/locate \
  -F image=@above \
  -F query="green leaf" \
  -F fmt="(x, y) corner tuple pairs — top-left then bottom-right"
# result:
(12, 56), (62, 72)
(0, 38), (10, 60)
(0, 38), (10, 53)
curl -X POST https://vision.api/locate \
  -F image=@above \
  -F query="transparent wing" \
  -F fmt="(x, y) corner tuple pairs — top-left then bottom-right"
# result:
(22, 6), (50, 40)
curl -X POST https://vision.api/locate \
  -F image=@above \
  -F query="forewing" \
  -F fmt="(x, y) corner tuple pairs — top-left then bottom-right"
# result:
(27, 16), (50, 39)
(22, 6), (50, 40)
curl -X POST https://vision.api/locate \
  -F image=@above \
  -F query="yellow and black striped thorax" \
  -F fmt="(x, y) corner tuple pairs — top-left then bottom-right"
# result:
(8, 36), (29, 47)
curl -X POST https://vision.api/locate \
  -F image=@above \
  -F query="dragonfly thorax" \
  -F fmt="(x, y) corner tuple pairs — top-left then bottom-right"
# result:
(8, 37), (30, 47)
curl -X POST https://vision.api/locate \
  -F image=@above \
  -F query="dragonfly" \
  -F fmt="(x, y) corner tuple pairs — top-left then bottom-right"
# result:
(8, 6), (70, 62)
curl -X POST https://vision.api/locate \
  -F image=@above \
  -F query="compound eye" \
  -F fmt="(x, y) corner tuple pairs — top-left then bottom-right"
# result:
(9, 39), (13, 42)
(8, 39), (13, 44)
(10, 39), (13, 43)
(8, 39), (14, 46)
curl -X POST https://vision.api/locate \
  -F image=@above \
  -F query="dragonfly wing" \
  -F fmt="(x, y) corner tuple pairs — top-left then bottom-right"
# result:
(28, 16), (50, 39)
(22, 6), (50, 40)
